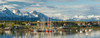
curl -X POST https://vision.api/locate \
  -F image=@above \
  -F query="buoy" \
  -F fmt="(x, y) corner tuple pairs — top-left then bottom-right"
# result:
(49, 30), (52, 32)
(45, 30), (49, 32)
(45, 30), (52, 32)
(30, 30), (33, 32)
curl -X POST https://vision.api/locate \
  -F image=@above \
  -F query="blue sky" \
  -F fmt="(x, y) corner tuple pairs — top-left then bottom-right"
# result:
(0, 0), (100, 20)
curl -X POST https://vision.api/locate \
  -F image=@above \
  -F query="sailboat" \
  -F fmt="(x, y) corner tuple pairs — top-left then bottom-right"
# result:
(37, 16), (46, 32)
(37, 17), (53, 32)
(45, 17), (54, 32)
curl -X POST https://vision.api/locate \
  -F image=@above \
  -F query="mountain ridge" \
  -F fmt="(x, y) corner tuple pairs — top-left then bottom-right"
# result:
(66, 15), (100, 21)
(0, 7), (61, 21)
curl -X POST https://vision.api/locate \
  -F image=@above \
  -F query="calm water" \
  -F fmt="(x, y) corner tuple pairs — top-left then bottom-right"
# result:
(0, 29), (100, 38)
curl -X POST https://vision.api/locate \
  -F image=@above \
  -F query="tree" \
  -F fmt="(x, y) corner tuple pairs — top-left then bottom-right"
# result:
(0, 24), (6, 29)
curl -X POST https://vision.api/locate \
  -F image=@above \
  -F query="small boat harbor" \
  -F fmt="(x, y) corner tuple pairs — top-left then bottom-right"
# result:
(0, 21), (100, 38)
(0, 21), (100, 33)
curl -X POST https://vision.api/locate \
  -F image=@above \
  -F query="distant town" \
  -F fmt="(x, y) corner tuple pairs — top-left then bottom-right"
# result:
(0, 21), (100, 31)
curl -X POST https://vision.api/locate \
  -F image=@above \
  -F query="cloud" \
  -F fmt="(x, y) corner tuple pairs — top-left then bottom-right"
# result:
(92, 0), (100, 1)
(0, 4), (19, 9)
(0, 0), (7, 4)
(6, 0), (34, 3)
(45, 0), (76, 2)
(0, 0), (45, 3)
(49, 0), (100, 2)
(31, 4), (41, 6)
(47, 13), (62, 17)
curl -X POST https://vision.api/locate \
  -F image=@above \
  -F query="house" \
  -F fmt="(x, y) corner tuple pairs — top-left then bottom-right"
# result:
(63, 23), (73, 29)
(97, 22), (100, 26)
(82, 22), (87, 27)
(87, 23), (92, 26)
(26, 23), (31, 26)
(77, 23), (81, 26)
(4, 27), (11, 30)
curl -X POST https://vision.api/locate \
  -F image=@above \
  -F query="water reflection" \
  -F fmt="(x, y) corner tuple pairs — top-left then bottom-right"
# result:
(0, 29), (100, 38)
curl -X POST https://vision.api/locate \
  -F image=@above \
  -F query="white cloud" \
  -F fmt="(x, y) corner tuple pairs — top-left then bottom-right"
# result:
(47, 13), (62, 17)
(1, 0), (43, 3)
(0, 4), (19, 9)
(3, 5), (15, 8)
(6, 0), (33, 3)
(31, 4), (41, 6)
(46, 0), (76, 2)
(92, 0), (100, 1)
(0, 1), (7, 4)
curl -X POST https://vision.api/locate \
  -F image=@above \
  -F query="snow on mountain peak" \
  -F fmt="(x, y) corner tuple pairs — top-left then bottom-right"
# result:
(0, 7), (18, 17)
(2, 7), (9, 10)
(29, 10), (39, 17)
(13, 9), (22, 16)
(13, 9), (20, 13)
(30, 10), (39, 14)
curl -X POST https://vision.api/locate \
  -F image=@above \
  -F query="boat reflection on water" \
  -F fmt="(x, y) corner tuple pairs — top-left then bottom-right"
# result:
(0, 28), (100, 38)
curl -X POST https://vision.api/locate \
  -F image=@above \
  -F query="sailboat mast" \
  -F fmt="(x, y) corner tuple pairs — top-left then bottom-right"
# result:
(43, 17), (45, 30)
(50, 18), (51, 30)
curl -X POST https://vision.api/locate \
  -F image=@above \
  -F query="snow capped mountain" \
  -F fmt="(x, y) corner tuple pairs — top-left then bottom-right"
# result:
(29, 10), (39, 17)
(29, 10), (61, 21)
(0, 7), (39, 21)
(13, 9), (22, 16)
(0, 7), (61, 21)
(66, 15), (100, 21)
(0, 7), (18, 17)
(2, 7), (100, 21)
(13, 9), (37, 18)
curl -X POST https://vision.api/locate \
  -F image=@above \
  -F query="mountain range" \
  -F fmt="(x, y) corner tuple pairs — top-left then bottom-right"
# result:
(66, 15), (100, 21)
(0, 7), (60, 21)
(0, 7), (100, 21)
